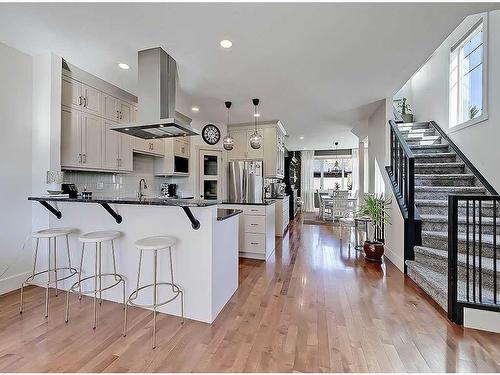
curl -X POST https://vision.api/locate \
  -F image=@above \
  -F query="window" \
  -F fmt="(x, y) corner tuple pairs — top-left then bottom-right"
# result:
(313, 157), (352, 192)
(449, 20), (487, 128)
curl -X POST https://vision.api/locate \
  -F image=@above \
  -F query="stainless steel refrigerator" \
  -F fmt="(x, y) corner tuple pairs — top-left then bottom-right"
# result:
(228, 160), (264, 203)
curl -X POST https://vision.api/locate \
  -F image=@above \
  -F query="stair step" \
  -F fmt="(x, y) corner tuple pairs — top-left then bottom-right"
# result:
(422, 230), (499, 257)
(406, 136), (442, 146)
(415, 185), (486, 199)
(410, 144), (450, 154)
(406, 260), (448, 311)
(421, 214), (499, 234)
(415, 173), (476, 187)
(416, 199), (497, 216)
(402, 129), (436, 138)
(415, 162), (465, 174)
(398, 122), (431, 130)
(414, 152), (457, 163)
(415, 245), (500, 273)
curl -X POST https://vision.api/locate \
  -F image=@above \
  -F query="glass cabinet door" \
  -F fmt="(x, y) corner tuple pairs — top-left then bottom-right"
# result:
(199, 150), (223, 200)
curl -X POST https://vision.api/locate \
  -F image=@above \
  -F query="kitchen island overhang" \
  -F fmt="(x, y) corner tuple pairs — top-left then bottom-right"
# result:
(28, 196), (242, 324)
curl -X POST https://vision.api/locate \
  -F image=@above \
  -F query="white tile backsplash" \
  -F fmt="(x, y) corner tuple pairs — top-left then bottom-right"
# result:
(63, 154), (170, 198)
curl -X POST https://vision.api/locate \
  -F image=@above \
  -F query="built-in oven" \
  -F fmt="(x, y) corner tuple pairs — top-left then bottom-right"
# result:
(174, 156), (189, 174)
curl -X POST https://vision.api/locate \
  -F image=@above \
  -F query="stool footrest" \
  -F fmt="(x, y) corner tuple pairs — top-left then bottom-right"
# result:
(24, 267), (78, 285)
(69, 273), (125, 295)
(127, 282), (182, 309)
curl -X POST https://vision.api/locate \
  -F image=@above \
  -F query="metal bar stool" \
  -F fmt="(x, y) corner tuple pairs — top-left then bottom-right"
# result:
(65, 230), (125, 329)
(123, 235), (184, 349)
(20, 227), (78, 317)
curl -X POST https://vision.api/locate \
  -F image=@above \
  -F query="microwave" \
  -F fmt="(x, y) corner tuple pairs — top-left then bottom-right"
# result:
(174, 156), (189, 174)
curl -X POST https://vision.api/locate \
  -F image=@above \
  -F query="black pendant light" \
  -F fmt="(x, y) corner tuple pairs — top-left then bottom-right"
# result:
(333, 142), (341, 173)
(222, 101), (234, 151)
(249, 98), (263, 149)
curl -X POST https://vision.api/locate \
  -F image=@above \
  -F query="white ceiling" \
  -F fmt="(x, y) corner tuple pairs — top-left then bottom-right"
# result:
(0, 2), (498, 150)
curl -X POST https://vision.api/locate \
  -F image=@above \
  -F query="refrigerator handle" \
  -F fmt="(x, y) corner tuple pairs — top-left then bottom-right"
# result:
(242, 162), (247, 202)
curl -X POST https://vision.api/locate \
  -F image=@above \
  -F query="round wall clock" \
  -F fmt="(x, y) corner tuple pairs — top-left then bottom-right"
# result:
(202, 124), (221, 145)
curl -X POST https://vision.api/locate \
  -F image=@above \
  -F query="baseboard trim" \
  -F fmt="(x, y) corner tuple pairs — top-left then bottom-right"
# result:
(383, 245), (404, 272)
(0, 271), (31, 296)
(464, 307), (500, 334)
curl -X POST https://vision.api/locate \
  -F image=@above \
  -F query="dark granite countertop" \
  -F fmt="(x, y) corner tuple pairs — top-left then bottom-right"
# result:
(217, 208), (243, 221)
(28, 196), (220, 207)
(220, 200), (276, 206)
(267, 195), (289, 199)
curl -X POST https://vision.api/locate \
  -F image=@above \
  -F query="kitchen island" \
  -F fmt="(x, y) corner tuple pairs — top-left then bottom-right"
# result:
(28, 196), (241, 324)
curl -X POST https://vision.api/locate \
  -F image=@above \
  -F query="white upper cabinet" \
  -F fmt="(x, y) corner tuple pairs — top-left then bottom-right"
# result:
(82, 84), (101, 116)
(61, 107), (82, 168)
(61, 77), (83, 110)
(103, 119), (133, 172)
(102, 93), (120, 121)
(227, 122), (286, 178)
(61, 71), (137, 173)
(61, 107), (103, 170)
(118, 101), (131, 123)
(81, 113), (102, 169)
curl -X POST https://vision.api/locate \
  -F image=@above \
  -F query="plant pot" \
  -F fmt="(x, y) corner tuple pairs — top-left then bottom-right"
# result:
(363, 241), (384, 262)
(401, 114), (414, 123)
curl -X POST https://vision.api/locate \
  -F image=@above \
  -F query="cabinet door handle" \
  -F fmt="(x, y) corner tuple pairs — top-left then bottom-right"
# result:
(250, 223), (258, 226)
(83, 97), (87, 108)
(82, 154), (87, 163)
(250, 242), (259, 245)
(78, 96), (82, 106)
(78, 153), (82, 163)
(119, 111), (123, 120)
(116, 110), (120, 119)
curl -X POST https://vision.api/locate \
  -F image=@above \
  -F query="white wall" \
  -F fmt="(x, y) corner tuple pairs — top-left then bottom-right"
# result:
(395, 10), (500, 191)
(0, 41), (33, 293)
(366, 98), (406, 271)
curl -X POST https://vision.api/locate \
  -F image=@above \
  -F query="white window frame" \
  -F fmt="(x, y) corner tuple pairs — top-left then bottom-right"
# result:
(313, 156), (352, 190)
(448, 16), (488, 133)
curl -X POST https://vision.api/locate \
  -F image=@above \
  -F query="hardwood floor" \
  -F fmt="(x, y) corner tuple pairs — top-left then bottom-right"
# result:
(1, 215), (499, 372)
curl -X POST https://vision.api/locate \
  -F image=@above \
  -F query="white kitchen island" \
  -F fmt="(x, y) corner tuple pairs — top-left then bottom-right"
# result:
(29, 196), (241, 324)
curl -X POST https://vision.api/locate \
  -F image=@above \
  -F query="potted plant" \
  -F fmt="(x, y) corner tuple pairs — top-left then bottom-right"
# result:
(356, 194), (391, 262)
(398, 98), (414, 123)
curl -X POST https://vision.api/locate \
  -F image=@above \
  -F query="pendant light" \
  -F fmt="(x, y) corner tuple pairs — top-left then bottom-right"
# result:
(249, 98), (263, 150)
(222, 101), (234, 151)
(333, 142), (341, 173)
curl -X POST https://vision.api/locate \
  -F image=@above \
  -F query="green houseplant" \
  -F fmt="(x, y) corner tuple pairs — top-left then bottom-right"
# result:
(356, 194), (391, 262)
(398, 98), (414, 123)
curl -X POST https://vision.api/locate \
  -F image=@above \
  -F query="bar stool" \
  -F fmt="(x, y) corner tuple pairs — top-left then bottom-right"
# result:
(65, 230), (125, 329)
(20, 227), (78, 317)
(123, 236), (184, 349)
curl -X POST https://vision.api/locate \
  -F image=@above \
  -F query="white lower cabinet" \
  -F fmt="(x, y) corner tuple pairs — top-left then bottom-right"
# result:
(275, 196), (290, 237)
(221, 202), (276, 260)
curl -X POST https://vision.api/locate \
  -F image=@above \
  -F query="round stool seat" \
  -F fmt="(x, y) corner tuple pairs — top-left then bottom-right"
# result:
(135, 236), (176, 251)
(79, 230), (121, 243)
(32, 227), (76, 238)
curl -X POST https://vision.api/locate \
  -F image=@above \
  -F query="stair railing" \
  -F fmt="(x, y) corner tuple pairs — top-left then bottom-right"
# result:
(448, 195), (500, 323)
(385, 120), (422, 269)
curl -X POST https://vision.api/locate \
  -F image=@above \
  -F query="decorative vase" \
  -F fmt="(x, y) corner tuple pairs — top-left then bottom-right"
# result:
(402, 114), (414, 123)
(363, 241), (384, 262)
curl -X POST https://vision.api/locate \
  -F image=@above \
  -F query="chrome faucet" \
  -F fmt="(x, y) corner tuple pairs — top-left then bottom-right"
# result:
(138, 178), (148, 199)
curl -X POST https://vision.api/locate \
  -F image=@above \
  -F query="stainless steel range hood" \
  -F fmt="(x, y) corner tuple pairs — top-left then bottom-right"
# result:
(111, 47), (198, 139)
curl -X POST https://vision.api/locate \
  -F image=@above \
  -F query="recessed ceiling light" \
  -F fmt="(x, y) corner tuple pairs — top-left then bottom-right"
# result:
(299, 136), (304, 140)
(124, 128), (129, 131)
(118, 63), (130, 70)
(220, 40), (233, 49)
(253, 113), (260, 117)
(191, 106), (200, 112)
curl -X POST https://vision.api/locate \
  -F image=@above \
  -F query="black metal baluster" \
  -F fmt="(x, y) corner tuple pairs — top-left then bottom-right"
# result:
(390, 128), (395, 175)
(473, 199), (476, 303)
(466, 199), (470, 302)
(479, 201), (482, 303)
(398, 145), (403, 197)
(494, 199), (497, 305)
